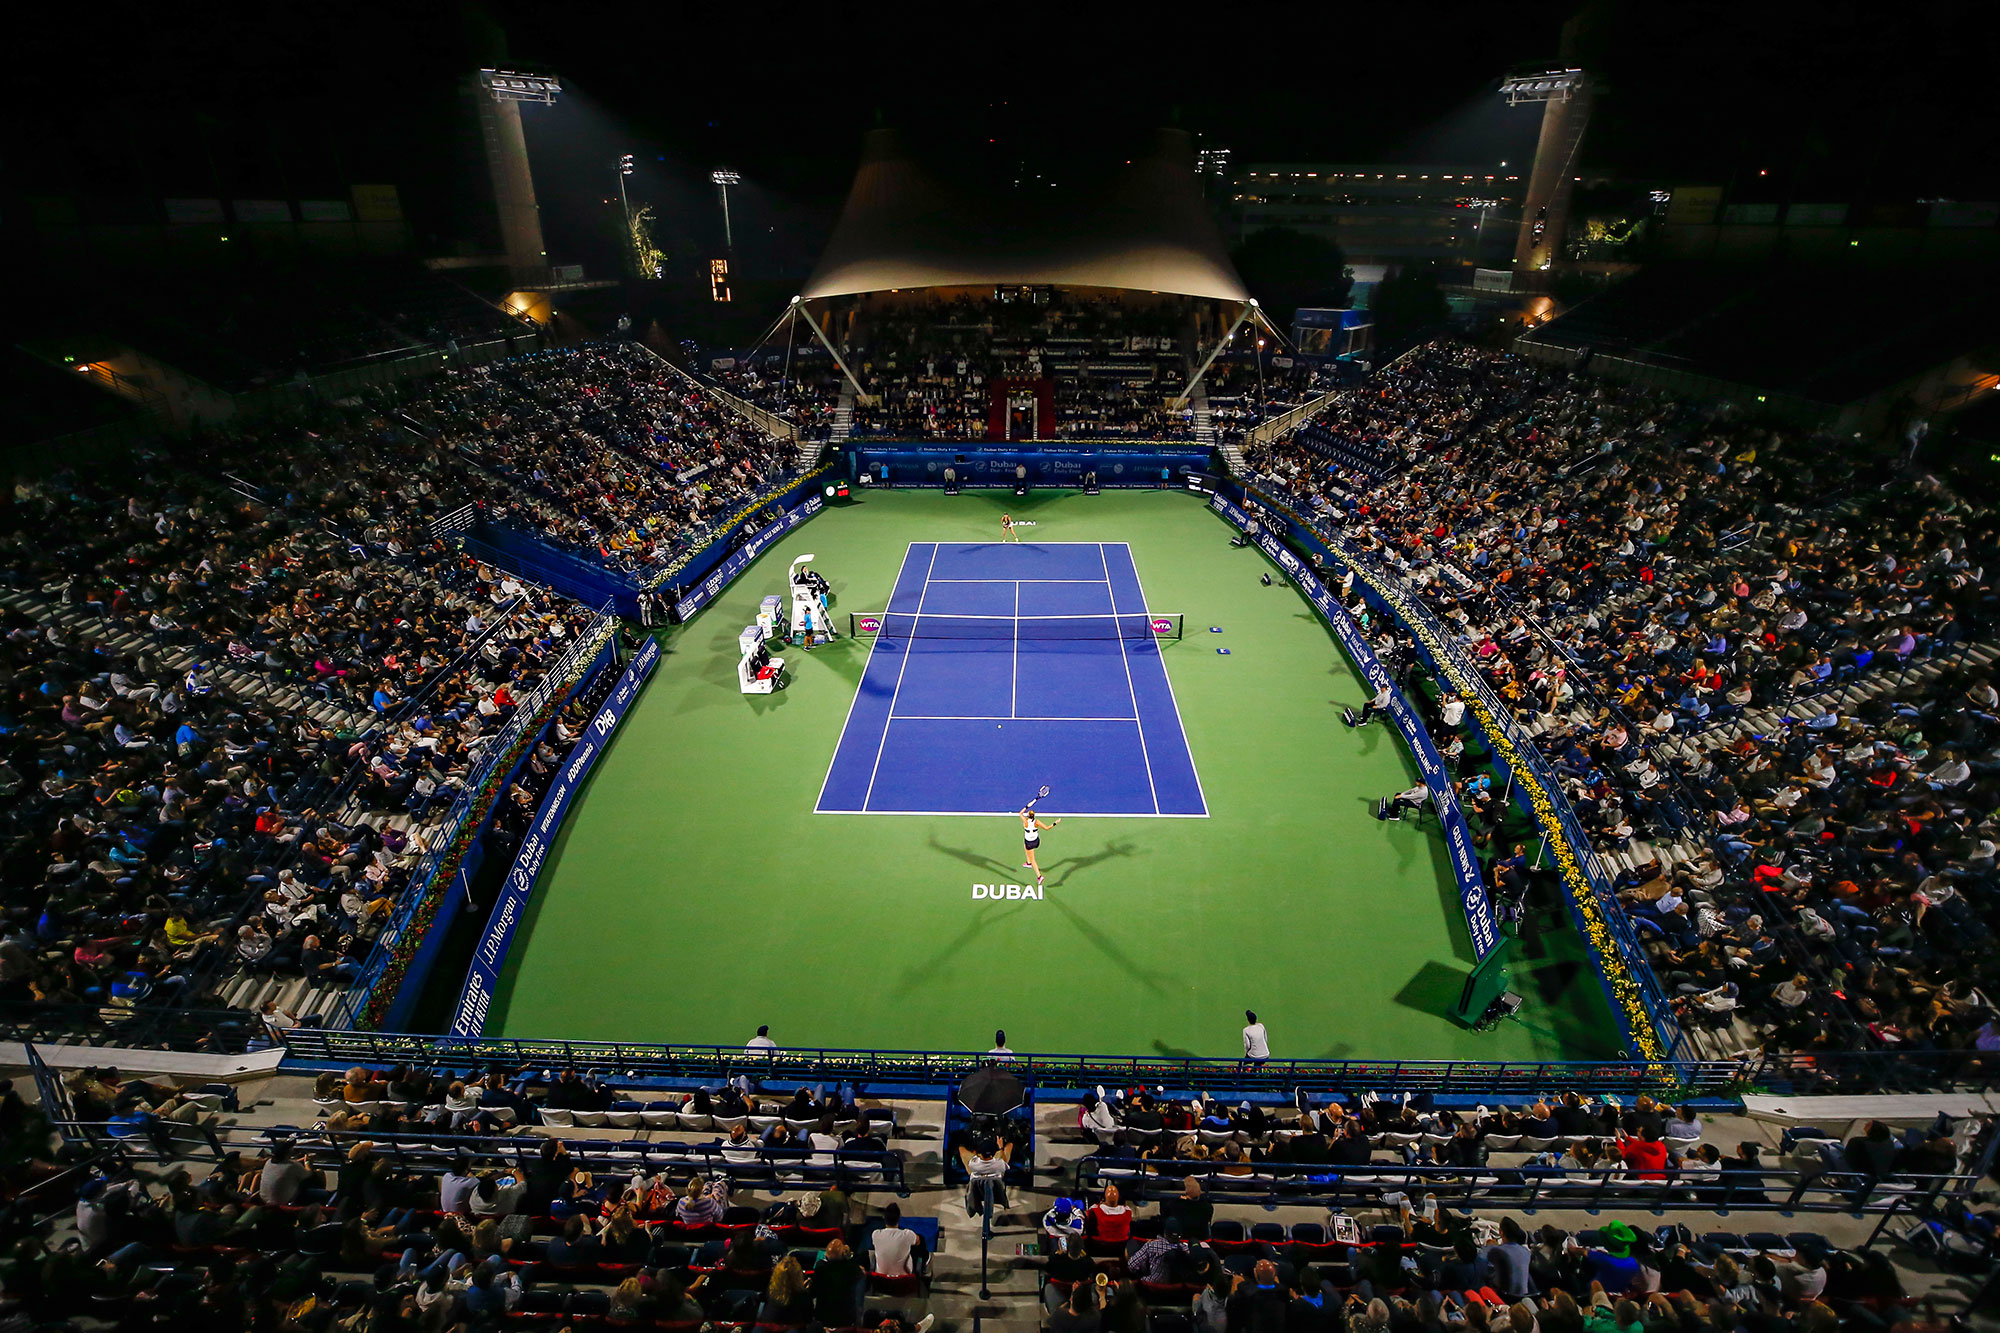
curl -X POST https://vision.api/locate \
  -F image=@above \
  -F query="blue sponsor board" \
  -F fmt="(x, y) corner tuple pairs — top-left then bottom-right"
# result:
(450, 636), (661, 1037)
(852, 445), (1211, 486)
(1208, 495), (1498, 958)
(673, 494), (824, 623)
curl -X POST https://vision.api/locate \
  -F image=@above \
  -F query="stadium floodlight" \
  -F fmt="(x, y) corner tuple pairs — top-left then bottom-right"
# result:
(711, 169), (741, 251)
(478, 69), (562, 104)
(615, 155), (635, 241)
(1499, 68), (1583, 105)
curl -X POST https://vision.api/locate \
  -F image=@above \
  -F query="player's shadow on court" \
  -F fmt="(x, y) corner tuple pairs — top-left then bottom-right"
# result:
(891, 902), (1029, 999)
(926, 834), (1020, 879)
(1040, 840), (1139, 887)
(1048, 897), (1171, 996)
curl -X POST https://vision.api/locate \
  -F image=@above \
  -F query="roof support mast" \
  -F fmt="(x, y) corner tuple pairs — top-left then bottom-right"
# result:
(787, 299), (873, 406)
(1173, 300), (1258, 408)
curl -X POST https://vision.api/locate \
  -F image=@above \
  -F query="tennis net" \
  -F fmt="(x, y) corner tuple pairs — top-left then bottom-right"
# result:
(848, 611), (1183, 642)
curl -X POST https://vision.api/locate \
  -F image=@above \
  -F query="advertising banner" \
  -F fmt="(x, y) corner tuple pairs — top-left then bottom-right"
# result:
(1208, 495), (1499, 958)
(671, 494), (824, 622)
(852, 445), (1211, 487)
(450, 636), (661, 1036)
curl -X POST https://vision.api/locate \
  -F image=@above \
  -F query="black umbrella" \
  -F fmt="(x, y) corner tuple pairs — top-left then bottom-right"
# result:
(956, 1065), (1026, 1116)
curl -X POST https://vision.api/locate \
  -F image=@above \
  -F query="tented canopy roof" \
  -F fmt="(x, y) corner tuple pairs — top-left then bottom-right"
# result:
(800, 128), (1251, 304)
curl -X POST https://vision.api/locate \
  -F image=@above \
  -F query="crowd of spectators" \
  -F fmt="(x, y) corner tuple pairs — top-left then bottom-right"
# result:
(412, 345), (798, 575)
(707, 357), (843, 443)
(1247, 342), (2000, 1058)
(1040, 1182), (1923, 1333)
(827, 294), (1196, 441)
(29, 1061), (930, 1332)
(1046, 1088), (1984, 1332)
(1066, 1084), (1974, 1199)
(0, 342), (800, 1035)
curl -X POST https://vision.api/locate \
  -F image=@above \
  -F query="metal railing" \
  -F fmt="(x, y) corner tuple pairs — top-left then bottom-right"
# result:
(645, 346), (799, 444)
(1241, 386), (1348, 448)
(1074, 1156), (1980, 1217)
(278, 1029), (1751, 1096)
(55, 1118), (909, 1195)
(0, 1003), (268, 1053)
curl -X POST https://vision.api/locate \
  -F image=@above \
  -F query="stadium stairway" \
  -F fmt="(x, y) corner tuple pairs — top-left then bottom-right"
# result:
(1193, 390), (1239, 475)
(795, 434), (825, 474)
(0, 584), (370, 734)
(831, 385), (857, 446)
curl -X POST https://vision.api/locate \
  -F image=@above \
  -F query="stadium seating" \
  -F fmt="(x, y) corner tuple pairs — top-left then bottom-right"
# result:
(0, 341), (805, 1042)
(1248, 341), (2000, 1063)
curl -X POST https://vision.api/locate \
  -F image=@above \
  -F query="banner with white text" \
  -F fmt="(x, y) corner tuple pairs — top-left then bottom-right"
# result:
(450, 636), (661, 1036)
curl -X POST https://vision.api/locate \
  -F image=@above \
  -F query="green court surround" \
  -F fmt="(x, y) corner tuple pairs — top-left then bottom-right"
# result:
(487, 489), (1624, 1063)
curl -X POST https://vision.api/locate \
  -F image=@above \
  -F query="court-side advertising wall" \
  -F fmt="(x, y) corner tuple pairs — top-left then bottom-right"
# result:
(451, 637), (662, 1037)
(1208, 494), (1500, 960)
(850, 444), (1212, 487)
(672, 493), (825, 622)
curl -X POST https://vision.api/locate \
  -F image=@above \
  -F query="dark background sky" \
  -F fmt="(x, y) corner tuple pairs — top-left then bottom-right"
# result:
(14, 0), (1997, 280)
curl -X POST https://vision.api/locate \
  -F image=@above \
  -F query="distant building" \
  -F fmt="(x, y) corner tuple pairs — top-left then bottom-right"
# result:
(1227, 165), (1526, 270)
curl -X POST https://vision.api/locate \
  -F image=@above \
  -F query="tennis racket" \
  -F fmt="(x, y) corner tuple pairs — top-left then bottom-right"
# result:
(1025, 784), (1051, 810)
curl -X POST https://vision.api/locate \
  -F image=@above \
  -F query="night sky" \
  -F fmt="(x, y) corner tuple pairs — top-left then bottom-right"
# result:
(13, 0), (1997, 280)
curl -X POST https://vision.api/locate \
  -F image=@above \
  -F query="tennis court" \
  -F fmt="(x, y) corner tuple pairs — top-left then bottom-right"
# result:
(478, 490), (1625, 1062)
(816, 541), (1206, 817)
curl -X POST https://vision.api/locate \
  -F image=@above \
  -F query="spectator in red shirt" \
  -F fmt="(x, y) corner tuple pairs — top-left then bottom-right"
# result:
(1085, 1183), (1131, 1245)
(1616, 1126), (1671, 1180)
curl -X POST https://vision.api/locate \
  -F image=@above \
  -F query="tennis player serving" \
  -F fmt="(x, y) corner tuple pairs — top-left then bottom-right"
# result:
(1020, 806), (1061, 886)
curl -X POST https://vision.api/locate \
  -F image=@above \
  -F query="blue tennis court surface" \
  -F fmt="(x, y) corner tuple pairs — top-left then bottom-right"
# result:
(816, 542), (1207, 817)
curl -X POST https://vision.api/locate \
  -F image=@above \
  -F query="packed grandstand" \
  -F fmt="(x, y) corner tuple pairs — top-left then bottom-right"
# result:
(2, 87), (1996, 1333)
(7, 298), (1999, 1325)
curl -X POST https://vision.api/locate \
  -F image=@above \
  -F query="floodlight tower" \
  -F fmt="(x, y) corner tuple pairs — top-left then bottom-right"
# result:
(1498, 67), (1593, 278)
(711, 169), (742, 252)
(476, 69), (561, 283)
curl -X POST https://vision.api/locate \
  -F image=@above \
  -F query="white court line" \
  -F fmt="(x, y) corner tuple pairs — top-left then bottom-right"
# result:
(1100, 542), (1161, 815)
(925, 578), (1109, 584)
(860, 543), (939, 811)
(929, 541), (1121, 546)
(816, 807), (1210, 819)
(1011, 581), (1019, 720)
(814, 541), (918, 812)
(890, 715), (1140, 722)
(1119, 542), (1211, 817)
